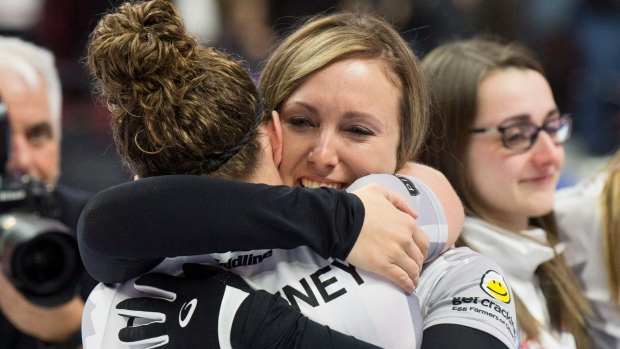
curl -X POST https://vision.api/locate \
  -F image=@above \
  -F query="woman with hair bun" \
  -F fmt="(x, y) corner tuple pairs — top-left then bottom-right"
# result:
(79, 1), (513, 349)
(81, 1), (458, 348)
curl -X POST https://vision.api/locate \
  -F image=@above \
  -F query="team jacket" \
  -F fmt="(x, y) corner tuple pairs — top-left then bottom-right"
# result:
(463, 217), (578, 349)
(80, 175), (516, 348)
(556, 174), (620, 349)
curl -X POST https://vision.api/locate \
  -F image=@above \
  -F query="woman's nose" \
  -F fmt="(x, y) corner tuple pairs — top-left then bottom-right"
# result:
(530, 131), (563, 167)
(307, 133), (338, 170)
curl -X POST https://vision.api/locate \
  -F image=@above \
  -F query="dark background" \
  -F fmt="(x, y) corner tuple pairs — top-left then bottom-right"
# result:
(1, 0), (618, 193)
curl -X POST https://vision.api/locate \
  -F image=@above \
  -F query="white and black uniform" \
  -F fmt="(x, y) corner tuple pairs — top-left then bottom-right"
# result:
(555, 174), (620, 349)
(80, 174), (517, 348)
(463, 217), (578, 349)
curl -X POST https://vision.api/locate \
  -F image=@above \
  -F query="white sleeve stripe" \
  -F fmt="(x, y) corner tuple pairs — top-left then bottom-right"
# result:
(218, 287), (250, 349)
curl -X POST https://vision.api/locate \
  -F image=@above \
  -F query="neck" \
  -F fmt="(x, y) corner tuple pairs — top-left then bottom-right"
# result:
(476, 207), (529, 232)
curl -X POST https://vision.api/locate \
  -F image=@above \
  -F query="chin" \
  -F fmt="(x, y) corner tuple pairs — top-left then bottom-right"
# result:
(527, 204), (554, 219)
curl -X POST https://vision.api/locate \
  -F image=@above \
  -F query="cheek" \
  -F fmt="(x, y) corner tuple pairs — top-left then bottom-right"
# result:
(366, 134), (399, 173)
(34, 143), (60, 182)
(466, 149), (515, 199)
(278, 148), (298, 185)
(557, 147), (566, 168)
(278, 132), (307, 185)
(37, 144), (60, 167)
(346, 141), (398, 175)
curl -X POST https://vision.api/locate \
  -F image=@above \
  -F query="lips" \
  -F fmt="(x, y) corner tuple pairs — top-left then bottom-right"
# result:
(300, 178), (344, 189)
(520, 174), (555, 185)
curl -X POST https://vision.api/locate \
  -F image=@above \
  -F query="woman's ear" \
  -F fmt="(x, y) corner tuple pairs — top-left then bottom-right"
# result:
(266, 110), (283, 167)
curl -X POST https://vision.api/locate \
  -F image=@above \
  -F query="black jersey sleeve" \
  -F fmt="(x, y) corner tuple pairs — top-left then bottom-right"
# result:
(235, 289), (381, 349)
(422, 324), (509, 349)
(78, 175), (365, 284)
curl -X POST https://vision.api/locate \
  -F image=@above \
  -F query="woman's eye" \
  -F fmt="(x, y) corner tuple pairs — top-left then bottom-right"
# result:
(287, 117), (314, 128)
(506, 133), (527, 143)
(346, 126), (374, 136)
(543, 119), (562, 132)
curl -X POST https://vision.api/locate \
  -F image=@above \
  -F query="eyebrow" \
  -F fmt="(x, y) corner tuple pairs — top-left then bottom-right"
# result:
(292, 101), (384, 128)
(27, 121), (53, 132)
(500, 108), (561, 125)
(292, 101), (318, 114)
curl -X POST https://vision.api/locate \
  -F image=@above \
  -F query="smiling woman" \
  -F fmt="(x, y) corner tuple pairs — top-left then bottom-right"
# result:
(78, 4), (516, 349)
(277, 58), (401, 189)
(419, 38), (593, 349)
(79, 2), (452, 348)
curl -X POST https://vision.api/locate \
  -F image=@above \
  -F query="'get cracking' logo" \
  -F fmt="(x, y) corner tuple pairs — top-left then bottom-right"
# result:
(480, 270), (511, 304)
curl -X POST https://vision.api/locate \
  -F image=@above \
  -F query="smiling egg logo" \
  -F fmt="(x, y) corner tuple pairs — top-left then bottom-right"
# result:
(480, 270), (511, 304)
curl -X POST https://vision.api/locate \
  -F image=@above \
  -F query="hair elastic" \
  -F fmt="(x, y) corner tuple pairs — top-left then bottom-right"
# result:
(203, 92), (265, 172)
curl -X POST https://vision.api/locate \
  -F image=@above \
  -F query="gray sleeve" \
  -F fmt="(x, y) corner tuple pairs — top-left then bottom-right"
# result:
(417, 247), (518, 349)
(346, 174), (448, 261)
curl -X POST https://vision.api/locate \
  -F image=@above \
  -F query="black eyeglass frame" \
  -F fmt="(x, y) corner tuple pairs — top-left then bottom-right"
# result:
(469, 113), (572, 151)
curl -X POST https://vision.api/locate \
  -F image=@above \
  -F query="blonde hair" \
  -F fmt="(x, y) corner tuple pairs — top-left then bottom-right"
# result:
(87, 0), (261, 180)
(420, 38), (593, 348)
(600, 151), (620, 308)
(259, 12), (429, 169)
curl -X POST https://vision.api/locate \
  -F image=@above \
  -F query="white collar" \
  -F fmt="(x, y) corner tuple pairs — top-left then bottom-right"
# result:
(462, 217), (562, 281)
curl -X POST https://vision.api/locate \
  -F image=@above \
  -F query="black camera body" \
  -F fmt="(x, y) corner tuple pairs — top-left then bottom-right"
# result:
(0, 95), (83, 307)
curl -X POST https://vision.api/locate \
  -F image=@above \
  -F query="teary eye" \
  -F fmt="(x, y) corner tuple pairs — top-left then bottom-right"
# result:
(346, 126), (374, 136)
(287, 117), (315, 128)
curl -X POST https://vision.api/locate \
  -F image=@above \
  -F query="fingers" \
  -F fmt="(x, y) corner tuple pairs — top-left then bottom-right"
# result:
(383, 263), (418, 294)
(382, 187), (418, 219)
(401, 232), (425, 276)
(134, 274), (179, 300)
(386, 233), (423, 292)
(348, 183), (425, 293)
(410, 224), (430, 264)
(118, 321), (169, 346)
(116, 297), (168, 319)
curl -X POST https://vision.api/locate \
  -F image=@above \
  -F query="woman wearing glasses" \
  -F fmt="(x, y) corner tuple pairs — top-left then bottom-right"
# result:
(419, 38), (593, 349)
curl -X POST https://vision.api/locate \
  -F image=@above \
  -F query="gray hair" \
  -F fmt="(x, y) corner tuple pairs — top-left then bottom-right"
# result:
(0, 36), (62, 135)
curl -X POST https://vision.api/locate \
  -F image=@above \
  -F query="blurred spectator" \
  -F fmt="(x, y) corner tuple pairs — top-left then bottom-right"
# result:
(569, 0), (620, 155)
(218, 0), (276, 79)
(0, 35), (95, 349)
(0, 0), (45, 38)
(173, 0), (222, 42)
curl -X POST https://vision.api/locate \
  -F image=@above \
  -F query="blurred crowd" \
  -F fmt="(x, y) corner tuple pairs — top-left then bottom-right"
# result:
(0, 0), (619, 193)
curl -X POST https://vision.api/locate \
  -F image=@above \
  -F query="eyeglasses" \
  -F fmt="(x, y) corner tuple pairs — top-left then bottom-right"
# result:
(470, 114), (572, 151)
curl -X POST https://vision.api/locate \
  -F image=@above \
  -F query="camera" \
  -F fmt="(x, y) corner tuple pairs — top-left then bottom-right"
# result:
(0, 95), (83, 307)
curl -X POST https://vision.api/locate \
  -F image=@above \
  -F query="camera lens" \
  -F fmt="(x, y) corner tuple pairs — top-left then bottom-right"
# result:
(0, 214), (83, 307)
(13, 233), (79, 295)
(21, 238), (64, 282)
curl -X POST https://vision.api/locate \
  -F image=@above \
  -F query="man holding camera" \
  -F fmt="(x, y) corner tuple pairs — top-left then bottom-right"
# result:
(0, 36), (92, 349)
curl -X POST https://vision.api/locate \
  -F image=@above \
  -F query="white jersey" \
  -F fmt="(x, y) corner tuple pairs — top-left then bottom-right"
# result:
(82, 175), (516, 348)
(417, 247), (518, 348)
(463, 217), (578, 349)
(556, 174), (620, 349)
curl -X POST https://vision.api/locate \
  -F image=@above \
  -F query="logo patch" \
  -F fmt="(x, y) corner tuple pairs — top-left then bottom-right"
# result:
(179, 299), (198, 328)
(394, 174), (420, 196)
(480, 270), (511, 304)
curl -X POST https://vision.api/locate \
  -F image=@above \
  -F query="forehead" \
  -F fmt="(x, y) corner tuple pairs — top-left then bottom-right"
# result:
(291, 58), (400, 124)
(475, 68), (556, 126)
(0, 70), (53, 128)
